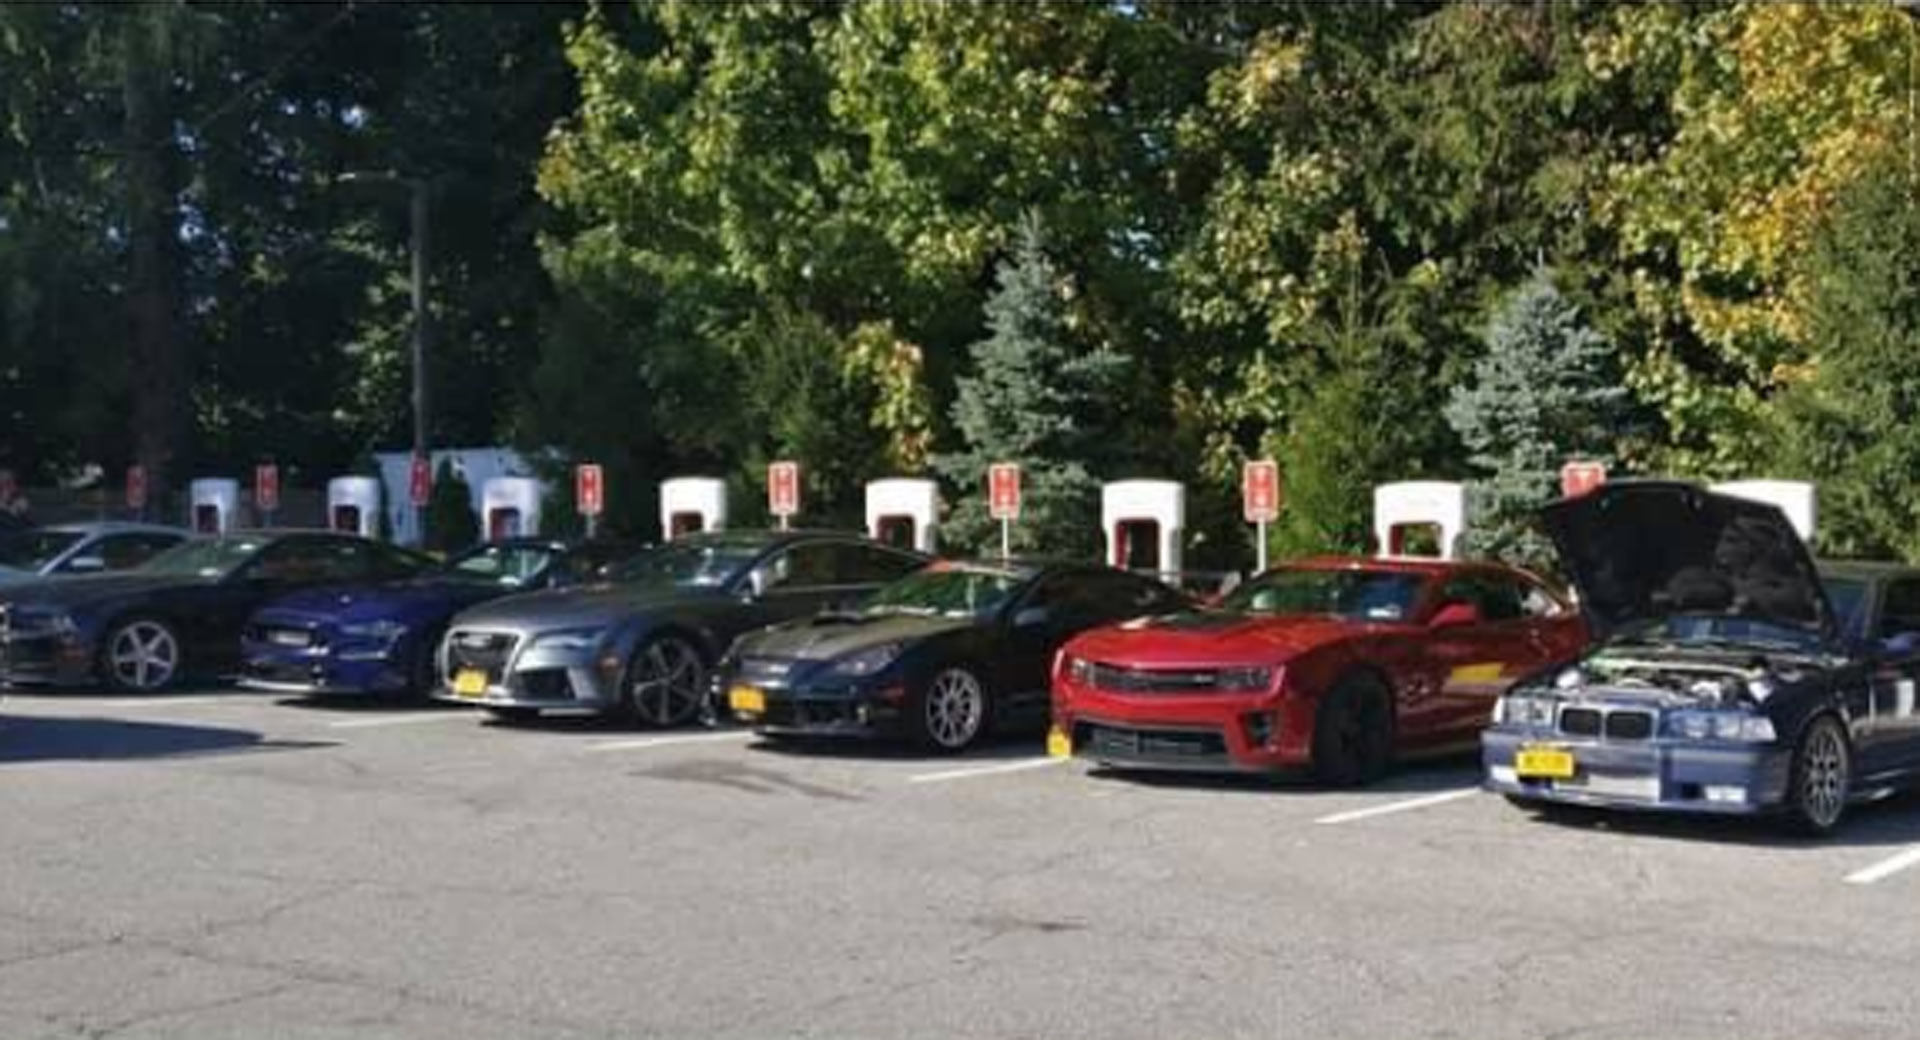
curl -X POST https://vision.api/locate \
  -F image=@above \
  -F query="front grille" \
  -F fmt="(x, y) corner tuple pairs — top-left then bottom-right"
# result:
(255, 624), (315, 649)
(1558, 705), (1654, 742)
(736, 656), (797, 684)
(1086, 663), (1226, 694)
(1079, 723), (1229, 765)
(519, 669), (575, 701)
(446, 630), (519, 683)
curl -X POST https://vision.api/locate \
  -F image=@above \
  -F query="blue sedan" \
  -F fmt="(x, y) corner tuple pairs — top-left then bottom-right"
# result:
(240, 538), (641, 698)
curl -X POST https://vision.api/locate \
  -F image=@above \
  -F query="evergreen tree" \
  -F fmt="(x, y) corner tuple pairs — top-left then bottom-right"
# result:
(424, 459), (478, 554)
(1444, 268), (1629, 567)
(933, 217), (1127, 557)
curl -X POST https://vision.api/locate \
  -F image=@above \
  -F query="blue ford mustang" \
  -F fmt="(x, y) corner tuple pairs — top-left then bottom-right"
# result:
(240, 538), (640, 698)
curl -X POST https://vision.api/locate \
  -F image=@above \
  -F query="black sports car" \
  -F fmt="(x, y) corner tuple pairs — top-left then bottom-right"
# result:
(719, 559), (1190, 752)
(1484, 481), (1920, 834)
(435, 530), (930, 725)
(0, 530), (432, 693)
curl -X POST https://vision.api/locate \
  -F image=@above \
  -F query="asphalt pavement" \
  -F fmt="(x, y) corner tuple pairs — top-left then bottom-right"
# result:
(2, 688), (1917, 1039)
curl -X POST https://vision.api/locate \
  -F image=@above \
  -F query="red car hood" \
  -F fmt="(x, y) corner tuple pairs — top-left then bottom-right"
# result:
(1067, 612), (1392, 669)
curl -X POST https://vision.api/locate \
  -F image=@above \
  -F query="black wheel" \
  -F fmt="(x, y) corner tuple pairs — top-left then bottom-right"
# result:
(485, 706), (539, 725)
(99, 617), (183, 693)
(1784, 714), (1851, 836)
(624, 635), (708, 728)
(405, 636), (441, 700)
(908, 665), (991, 753)
(1311, 673), (1394, 786)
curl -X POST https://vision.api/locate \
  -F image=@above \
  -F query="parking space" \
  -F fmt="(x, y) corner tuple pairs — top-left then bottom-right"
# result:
(3, 688), (1918, 1039)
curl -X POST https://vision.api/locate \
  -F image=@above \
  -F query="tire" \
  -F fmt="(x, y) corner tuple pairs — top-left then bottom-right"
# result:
(99, 617), (183, 693)
(909, 665), (992, 753)
(1784, 714), (1851, 836)
(1311, 673), (1394, 786)
(405, 638), (440, 700)
(485, 706), (539, 725)
(624, 635), (708, 728)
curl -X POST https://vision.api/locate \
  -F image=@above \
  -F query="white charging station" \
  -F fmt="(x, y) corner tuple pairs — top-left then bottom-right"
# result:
(482, 476), (543, 541)
(660, 477), (728, 540)
(1373, 481), (1467, 559)
(864, 478), (939, 553)
(188, 478), (240, 534)
(1102, 480), (1185, 579)
(1710, 479), (1817, 542)
(326, 476), (383, 538)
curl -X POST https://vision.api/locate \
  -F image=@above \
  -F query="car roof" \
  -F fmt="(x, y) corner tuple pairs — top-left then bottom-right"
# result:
(37, 522), (186, 536)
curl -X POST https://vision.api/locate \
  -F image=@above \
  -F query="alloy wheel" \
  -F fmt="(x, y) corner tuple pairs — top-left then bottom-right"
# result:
(924, 668), (986, 750)
(1801, 720), (1849, 830)
(628, 637), (706, 727)
(109, 621), (179, 691)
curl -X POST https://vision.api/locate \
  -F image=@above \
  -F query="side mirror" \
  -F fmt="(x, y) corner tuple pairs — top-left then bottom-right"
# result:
(63, 556), (106, 574)
(1429, 601), (1482, 629)
(1013, 606), (1050, 629)
(741, 567), (769, 601)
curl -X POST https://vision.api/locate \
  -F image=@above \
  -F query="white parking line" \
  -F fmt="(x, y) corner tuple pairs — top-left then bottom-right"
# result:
(586, 731), (755, 753)
(327, 712), (468, 730)
(909, 757), (1068, 784)
(1844, 844), (1920, 886)
(75, 695), (234, 710)
(1314, 788), (1479, 825)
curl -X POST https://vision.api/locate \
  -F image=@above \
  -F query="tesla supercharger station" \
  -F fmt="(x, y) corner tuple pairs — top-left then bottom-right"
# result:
(482, 477), (543, 541)
(1710, 479), (1818, 541)
(659, 477), (728, 540)
(1373, 481), (1467, 559)
(865, 478), (939, 553)
(188, 478), (240, 534)
(1102, 480), (1185, 580)
(326, 476), (383, 537)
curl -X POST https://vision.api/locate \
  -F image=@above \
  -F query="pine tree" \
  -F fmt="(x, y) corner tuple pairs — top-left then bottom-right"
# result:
(1444, 268), (1629, 567)
(933, 216), (1127, 557)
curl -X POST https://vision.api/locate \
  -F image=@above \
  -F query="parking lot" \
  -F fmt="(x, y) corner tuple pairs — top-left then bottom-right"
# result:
(3, 689), (1918, 1040)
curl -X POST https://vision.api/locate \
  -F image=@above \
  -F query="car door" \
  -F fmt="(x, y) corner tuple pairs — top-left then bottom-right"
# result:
(1862, 576), (1920, 778)
(1425, 571), (1552, 739)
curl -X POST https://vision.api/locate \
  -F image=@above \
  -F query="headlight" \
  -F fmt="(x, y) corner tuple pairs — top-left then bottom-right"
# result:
(339, 620), (407, 642)
(1666, 710), (1776, 743)
(530, 627), (606, 651)
(1216, 666), (1274, 693)
(1063, 655), (1094, 685)
(1496, 695), (1556, 727)
(828, 643), (903, 677)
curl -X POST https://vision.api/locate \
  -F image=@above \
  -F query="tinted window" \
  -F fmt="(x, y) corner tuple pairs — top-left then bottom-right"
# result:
(91, 533), (182, 571)
(254, 538), (378, 583)
(1223, 568), (1426, 622)
(0, 530), (83, 570)
(836, 545), (923, 585)
(759, 542), (839, 591)
(1821, 577), (1871, 642)
(143, 537), (267, 578)
(863, 566), (1025, 618)
(1439, 575), (1524, 622)
(1090, 571), (1184, 618)
(446, 544), (558, 587)
(1878, 579), (1920, 643)
(612, 538), (766, 588)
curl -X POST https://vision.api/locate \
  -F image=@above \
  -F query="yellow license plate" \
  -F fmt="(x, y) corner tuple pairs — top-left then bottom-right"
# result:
(453, 669), (488, 698)
(1046, 726), (1072, 759)
(1515, 745), (1575, 780)
(728, 685), (766, 716)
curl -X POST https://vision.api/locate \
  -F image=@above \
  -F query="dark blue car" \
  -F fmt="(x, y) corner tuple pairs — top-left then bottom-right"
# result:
(240, 538), (640, 697)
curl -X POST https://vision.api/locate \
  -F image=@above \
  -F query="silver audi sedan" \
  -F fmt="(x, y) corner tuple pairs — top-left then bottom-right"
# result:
(434, 529), (928, 726)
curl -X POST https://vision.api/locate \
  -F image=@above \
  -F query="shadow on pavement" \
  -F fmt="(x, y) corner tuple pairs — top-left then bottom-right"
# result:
(746, 730), (1046, 764)
(1084, 751), (1483, 798)
(274, 694), (459, 714)
(1504, 786), (1920, 850)
(0, 715), (336, 765)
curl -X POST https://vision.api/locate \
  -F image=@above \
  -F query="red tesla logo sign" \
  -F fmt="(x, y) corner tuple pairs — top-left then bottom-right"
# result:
(255, 463), (280, 513)
(1560, 460), (1607, 499)
(576, 463), (604, 517)
(768, 461), (800, 518)
(409, 454), (432, 508)
(126, 465), (148, 511)
(1243, 460), (1281, 523)
(988, 463), (1021, 520)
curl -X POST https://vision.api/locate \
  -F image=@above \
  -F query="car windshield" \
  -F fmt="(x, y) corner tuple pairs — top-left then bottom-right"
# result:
(861, 567), (1025, 619)
(1821, 577), (1870, 643)
(1612, 614), (1825, 653)
(139, 537), (265, 579)
(442, 544), (558, 588)
(610, 538), (764, 588)
(1220, 567), (1427, 622)
(0, 530), (83, 570)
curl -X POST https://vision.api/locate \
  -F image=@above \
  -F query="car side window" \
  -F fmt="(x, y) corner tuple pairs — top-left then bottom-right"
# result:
(256, 539), (374, 583)
(1439, 575), (1523, 623)
(1513, 577), (1564, 619)
(92, 534), (164, 570)
(835, 545), (923, 586)
(1877, 579), (1920, 644)
(760, 542), (839, 592)
(1085, 572), (1176, 621)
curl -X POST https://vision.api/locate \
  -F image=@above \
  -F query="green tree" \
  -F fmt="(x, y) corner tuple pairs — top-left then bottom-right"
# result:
(1776, 149), (1920, 560)
(933, 218), (1127, 557)
(424, 459), (477, 553)
(1445, 268), (1630, 567)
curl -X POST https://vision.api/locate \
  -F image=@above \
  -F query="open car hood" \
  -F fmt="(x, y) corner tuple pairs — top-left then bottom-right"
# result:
(1540, 481), (1832, 639)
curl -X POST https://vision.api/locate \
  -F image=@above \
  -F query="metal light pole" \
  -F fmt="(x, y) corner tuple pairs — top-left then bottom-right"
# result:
(340, 171), (430, 543)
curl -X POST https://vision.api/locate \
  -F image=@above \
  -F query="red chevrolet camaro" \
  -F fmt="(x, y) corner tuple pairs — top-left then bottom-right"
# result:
(1049, 557), (1590, 784)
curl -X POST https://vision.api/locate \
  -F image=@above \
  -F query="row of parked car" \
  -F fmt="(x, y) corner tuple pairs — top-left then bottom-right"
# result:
(4, 481), (1919, 834)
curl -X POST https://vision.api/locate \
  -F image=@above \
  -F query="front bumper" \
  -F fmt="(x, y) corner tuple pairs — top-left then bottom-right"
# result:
(432, 630), (620, 712)
(723, 673), (907, 737)
(238, 640), (411, 696)
(0, 632), (96, 687)
(1482, 726), (1793, 815)
(1051, 680), (1307, 773)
